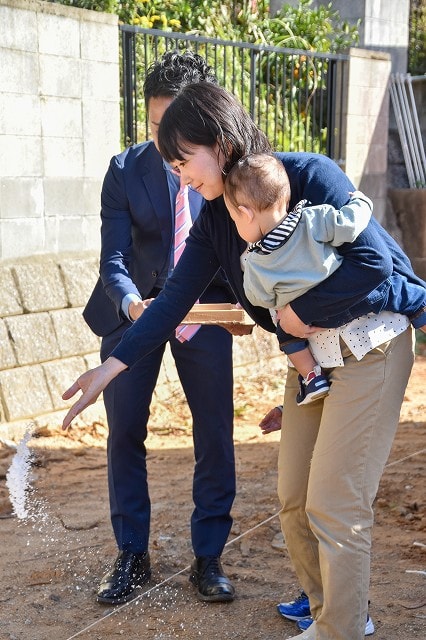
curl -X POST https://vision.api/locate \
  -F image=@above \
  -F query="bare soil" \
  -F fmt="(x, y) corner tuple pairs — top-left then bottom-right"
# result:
(0, 357), (425, 640)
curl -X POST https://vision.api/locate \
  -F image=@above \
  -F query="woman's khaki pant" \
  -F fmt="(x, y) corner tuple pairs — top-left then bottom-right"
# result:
(278, 328), (415, 640)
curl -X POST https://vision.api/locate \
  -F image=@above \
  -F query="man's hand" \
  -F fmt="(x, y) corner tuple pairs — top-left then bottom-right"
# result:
(129, 298), (154, 322)
(61, 357), (127, 430)
(259, 405), (283, 434)
(277, 304), (319, 338)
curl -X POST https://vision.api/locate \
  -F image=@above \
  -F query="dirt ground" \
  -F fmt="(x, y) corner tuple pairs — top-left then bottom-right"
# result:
(0, 355), (424, 640)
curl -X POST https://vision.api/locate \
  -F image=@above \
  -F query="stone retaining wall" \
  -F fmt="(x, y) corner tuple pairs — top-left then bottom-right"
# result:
(0, 253), (282, 440)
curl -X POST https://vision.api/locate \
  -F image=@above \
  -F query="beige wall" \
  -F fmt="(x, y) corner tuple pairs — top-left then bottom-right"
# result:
(0, 0), (120, 259)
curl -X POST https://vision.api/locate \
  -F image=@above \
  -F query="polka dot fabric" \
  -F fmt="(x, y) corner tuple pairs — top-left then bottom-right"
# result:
(308, 311), (410, 367)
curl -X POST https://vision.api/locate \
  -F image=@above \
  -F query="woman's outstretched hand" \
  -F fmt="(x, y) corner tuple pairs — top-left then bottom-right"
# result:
(61, 357), (127, 430)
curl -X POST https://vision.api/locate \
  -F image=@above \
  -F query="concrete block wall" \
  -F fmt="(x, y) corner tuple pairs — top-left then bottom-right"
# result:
(0, 253), (100, 436)
(0, 253), (283, 440)
(0, 0), (120, 259)
(340, 48), (392, 225)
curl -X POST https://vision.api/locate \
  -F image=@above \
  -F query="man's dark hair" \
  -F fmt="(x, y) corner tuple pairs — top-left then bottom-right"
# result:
(143, 50), (217, 105)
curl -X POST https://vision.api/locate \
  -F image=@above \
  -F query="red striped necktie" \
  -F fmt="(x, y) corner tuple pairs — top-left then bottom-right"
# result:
(174, 183), (201, 342)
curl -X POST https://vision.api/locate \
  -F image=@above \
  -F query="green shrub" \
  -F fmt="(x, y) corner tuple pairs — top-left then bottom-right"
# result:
(46, 0), (118, 12)
(49, 1), (359, 53)
(114, 0), (358, 52)
(409, 0), (426, 75)
(267, 0), (359, 53)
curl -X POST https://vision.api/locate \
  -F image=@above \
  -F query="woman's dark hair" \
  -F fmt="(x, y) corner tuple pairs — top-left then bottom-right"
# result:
(158, 83), (272, 176)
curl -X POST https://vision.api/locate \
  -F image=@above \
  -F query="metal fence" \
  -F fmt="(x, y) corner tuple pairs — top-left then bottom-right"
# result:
(119, 25), (349, 164)
(390, 74), (426, 188)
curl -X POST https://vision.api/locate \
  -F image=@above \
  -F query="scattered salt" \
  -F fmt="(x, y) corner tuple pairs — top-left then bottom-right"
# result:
(6, 427), (34, 519)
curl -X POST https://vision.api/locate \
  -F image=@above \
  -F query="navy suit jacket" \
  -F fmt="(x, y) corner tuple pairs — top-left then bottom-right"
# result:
(84, 141), (232, 337)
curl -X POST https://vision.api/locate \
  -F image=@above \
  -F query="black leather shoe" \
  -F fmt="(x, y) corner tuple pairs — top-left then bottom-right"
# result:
(189, 556), (235, 602)
(97, 550), (151, 604)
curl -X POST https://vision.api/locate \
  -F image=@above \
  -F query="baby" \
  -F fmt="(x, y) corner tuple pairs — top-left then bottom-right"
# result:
(224, 153), (387, 404)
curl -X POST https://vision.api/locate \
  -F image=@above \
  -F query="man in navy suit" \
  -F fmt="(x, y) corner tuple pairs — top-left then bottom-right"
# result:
(83, 52), (236, 605)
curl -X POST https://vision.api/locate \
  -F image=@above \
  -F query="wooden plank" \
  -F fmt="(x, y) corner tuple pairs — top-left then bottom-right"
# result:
(182, 303), (255, 326)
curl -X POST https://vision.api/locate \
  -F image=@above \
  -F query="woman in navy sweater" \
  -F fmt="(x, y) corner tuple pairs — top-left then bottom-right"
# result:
(63, 84), (425, 640)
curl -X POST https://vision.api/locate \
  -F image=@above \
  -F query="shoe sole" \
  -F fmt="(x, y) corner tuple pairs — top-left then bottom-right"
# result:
(196, 591), (235, 602)
(97, 590), (139, 605)
(296, 617), (375, 635)
(297, 388), (329, 405)
(279, 613), (312, 621)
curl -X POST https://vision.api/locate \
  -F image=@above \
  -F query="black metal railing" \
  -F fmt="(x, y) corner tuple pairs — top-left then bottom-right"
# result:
(119, 25), (349, 164)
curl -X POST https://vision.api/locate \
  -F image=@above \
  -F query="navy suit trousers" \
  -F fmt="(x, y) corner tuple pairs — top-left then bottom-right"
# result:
(100, 321), (235, 557)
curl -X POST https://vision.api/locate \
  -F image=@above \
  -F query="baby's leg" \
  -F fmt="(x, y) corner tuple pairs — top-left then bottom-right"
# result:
(288, 348), (330, 406)
(288, 347), (317, 379)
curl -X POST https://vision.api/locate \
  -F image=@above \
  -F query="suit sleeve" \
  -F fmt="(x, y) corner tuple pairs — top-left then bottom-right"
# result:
(99, 154), (142, 314)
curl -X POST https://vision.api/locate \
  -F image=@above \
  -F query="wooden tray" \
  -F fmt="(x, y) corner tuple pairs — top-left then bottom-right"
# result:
(182, 303), (255, 326)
